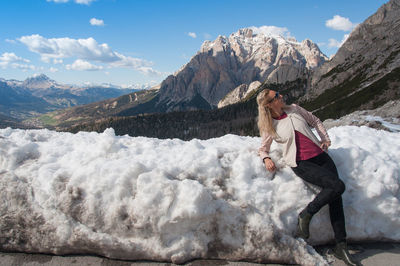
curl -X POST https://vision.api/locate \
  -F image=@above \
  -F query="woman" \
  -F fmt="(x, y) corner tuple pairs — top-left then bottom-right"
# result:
(257, 89), (358, 266)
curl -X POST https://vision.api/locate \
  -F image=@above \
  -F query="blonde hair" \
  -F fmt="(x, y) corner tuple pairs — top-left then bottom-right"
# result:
(257, 89), (277, 138)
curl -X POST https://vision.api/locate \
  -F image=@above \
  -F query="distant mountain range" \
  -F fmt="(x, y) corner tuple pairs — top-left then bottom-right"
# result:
(2, 0), (399, 136)
(0, 74), (147, 121)
(29, 88), (159, 129)
(61, 0), (400, 139)
(38, 27), (327, 128)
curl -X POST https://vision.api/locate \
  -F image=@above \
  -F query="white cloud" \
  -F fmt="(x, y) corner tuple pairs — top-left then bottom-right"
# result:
(326, 15), (357, 31)
(136, 66), (163, 76)
(249, 25), (295, 40)
(49, 67), (59, 72)
(75, 0), (95, 4)
(18, 34), (161, 75)
(46, 0), (95, 5)
(90, 18), (104, 26)
(5, 39), (17, 44)
(53, 58), (63, 64)
(17, 64), (35, 71)
(0, 52), (30, 63)
(328, 38), (341, 48)
(328, 34), (350, 48)
(109, 52), (152, 69)
(18, 34), (118, 62)
(11, 63), (35, 71)
(203, 33), (212, 40)
(188, 32), (197, 38)
(66, 59), (103, 71)
(0, 52), (35, 71)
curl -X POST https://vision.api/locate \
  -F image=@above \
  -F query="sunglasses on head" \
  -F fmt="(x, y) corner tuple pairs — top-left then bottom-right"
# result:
(268, 92), (280, 103)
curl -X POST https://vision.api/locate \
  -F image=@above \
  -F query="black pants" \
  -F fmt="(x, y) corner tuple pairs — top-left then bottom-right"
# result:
(292, 152), (347, 243)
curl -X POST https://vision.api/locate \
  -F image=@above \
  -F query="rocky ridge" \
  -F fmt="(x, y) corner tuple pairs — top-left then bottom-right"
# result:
(304, 0), (400, 108)
(33, 87), (159, 129)
(218, 80), (261, 108)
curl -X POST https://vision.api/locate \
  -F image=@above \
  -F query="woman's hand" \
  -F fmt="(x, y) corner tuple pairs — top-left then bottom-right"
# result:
(320, 141), (331, 151)
(264, 158), (276, 172)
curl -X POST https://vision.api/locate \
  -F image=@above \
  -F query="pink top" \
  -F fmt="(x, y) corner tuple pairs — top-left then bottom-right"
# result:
(273, 112), (323, 162)
(294, 130), (323, 161)
(274, 112), (288, 120)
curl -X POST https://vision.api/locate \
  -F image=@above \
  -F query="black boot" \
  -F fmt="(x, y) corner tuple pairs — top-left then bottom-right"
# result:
(296, 209), (313, 239)
(333, 241), (359, 266)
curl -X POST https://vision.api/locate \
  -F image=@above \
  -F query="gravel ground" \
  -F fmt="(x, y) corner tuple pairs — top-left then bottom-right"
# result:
(1, 242), (399, 266)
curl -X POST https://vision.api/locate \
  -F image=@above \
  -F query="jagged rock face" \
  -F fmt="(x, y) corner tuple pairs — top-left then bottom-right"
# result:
(307, 0), (400, 100)
(218, 81), (261, 108)
(157, 27), (327, 111)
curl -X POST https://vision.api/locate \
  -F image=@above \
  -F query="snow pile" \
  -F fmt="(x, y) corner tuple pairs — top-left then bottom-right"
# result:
(0, 126), (399, 265)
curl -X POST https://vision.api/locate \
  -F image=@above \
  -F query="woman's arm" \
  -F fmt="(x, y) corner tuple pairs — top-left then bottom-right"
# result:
(259, 133), (276, 172)
(259, 133), (273, 161)
(293, 104), (331, 144)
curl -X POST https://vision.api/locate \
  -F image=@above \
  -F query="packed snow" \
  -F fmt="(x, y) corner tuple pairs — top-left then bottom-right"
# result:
(0, 125), (399, 265)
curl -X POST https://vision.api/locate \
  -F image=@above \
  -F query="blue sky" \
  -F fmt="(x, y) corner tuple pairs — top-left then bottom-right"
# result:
(0, 0), (388, 87)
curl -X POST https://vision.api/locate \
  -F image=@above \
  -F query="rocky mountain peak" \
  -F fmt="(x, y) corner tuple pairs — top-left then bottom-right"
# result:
(237, 28), (254, 38)
(155, 26), (328, 112)
(23, 74), (57, 90)
(367, 0), (399, 25)
(301, 39), (314, 48)
(200, 27), (326, 70)
(25, 73), (50, 82)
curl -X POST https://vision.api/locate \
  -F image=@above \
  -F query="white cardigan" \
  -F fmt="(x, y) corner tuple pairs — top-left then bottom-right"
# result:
(258, 104), (330, 167)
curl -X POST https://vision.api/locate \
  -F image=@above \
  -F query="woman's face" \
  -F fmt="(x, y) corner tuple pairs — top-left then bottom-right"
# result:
(266, 90), (285, 109)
